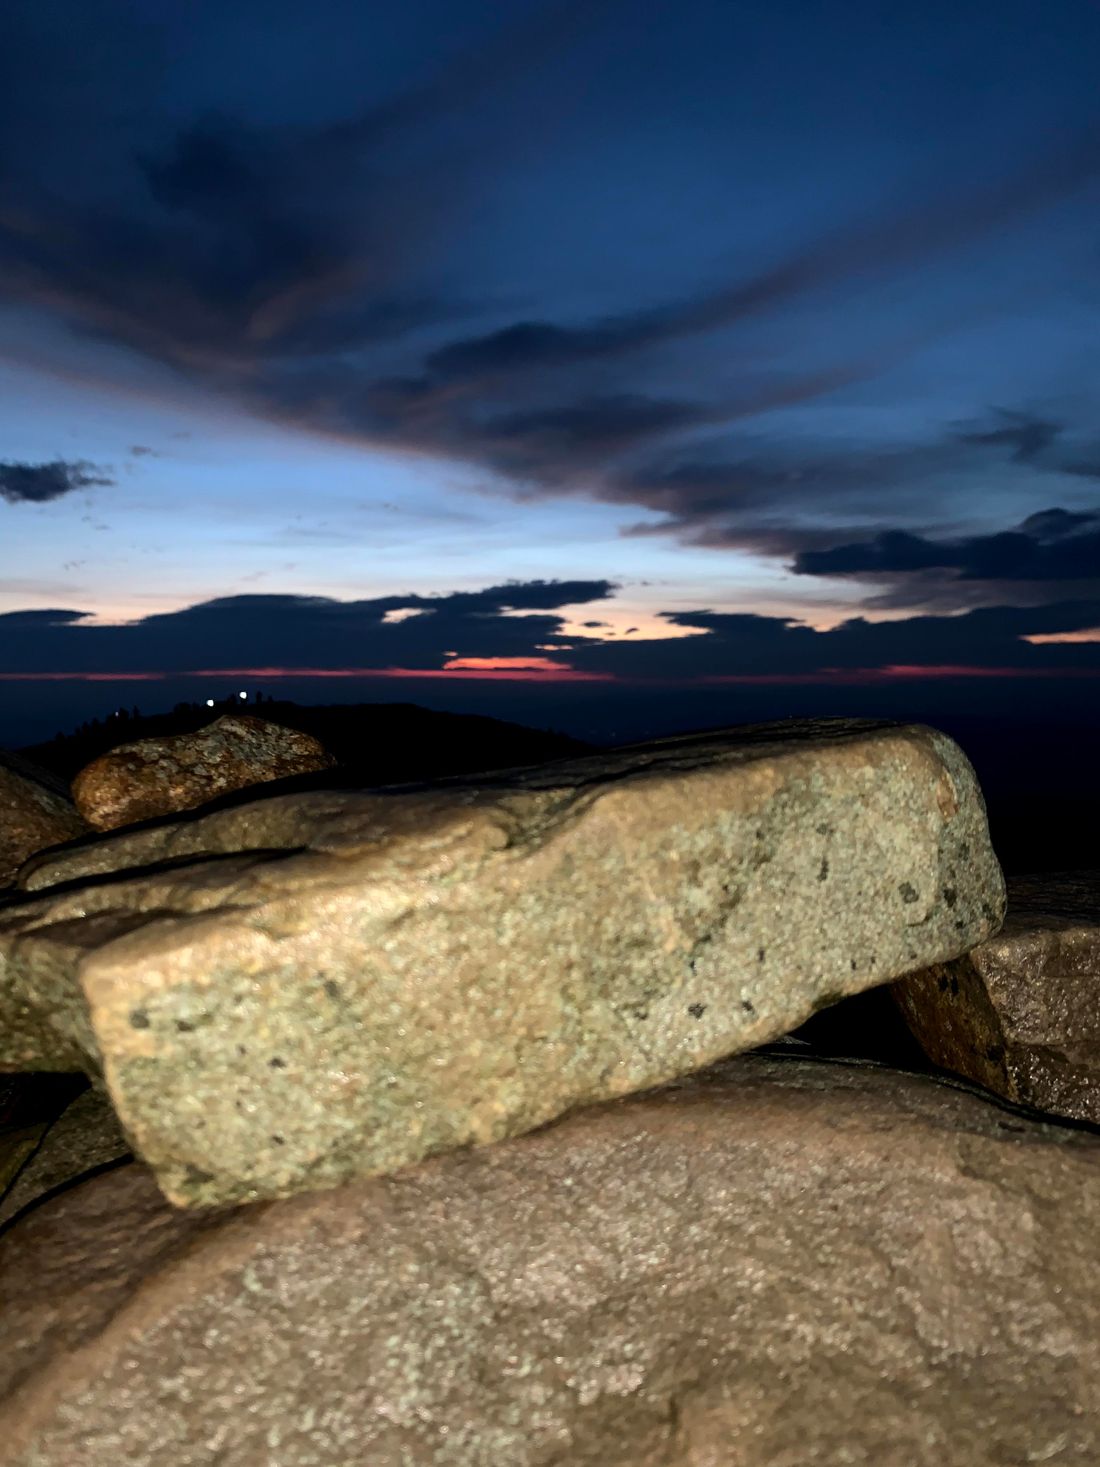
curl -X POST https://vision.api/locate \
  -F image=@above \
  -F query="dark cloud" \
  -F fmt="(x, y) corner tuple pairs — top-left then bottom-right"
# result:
(1059, 455), (1100, 483)
(4, 12), (1100, 543)
(0, 581), (615, 677)
(345, 365), (895, 507)
(290, 382), (1095, 579)
(570, 404), (1100, 570)
(0, 2), (625, 381)
(418, 579), (618, 614)
(3, 1), (1099, 626)
(2, 583), (1098, 683)
(425, 130), (1100, 385)
(955, 409), (1063, 463)
(0, 608), (88, 624)
(598, 437), (955, 553)
(0, 459), (113, 504)
(484, 396), (704, 453)
(793, 507), (1100, 583)
(565, 599), (1100, 681)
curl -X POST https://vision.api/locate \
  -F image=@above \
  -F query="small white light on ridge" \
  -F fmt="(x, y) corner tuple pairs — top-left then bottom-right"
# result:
(205, 699), (215, 708)
(238, 690), (248, 700)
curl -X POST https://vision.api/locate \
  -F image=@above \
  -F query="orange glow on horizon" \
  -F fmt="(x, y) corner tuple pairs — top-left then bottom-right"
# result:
(702, 664), (1100, 684)
(1, 663), (1097, 686)
(443, 655), (568, 673)
(0, 662), (612, 684)
(1023, 628), (1100, 645)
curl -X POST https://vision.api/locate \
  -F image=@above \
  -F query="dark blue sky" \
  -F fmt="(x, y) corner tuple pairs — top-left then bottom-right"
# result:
(1, 0), (1099, 742)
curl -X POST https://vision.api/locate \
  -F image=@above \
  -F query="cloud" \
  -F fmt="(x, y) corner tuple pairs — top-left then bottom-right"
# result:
(564, 598), (1100, 681)
(793, 507), (1100, 584)
(0, 609), (89, 625)
(0, 581), (616, 677)
(4, 19), (1100, 532)
(955, 409), (1063, 464)
(425, 130), (1100, 385)
(3, 2), (1099, 620)
(0, 459), (113, 504)
(1, 581), (1098, 686)
(570, 404), (1100, 574)
(0, 2), (626, 383)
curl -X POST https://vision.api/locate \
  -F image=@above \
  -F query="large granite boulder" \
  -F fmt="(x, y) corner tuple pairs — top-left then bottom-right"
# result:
(0, 750), (87, 889)
(1, 1054), (1098, 1466)
(894, 871), (1100, 1122)
(0, 719), (1004, 1208)
(70, 713), (337, 830)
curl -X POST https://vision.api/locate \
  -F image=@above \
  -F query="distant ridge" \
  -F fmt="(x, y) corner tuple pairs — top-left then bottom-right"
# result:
(19, 698), (593, 788)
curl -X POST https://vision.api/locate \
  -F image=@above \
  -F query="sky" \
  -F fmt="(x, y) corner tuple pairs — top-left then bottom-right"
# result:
(1, 0), (1099, 747)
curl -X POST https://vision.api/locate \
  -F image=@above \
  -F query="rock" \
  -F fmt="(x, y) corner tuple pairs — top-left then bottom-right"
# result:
(70, 713), (337, 830)
(0, 1075), (88, 1208)
(1, 1054), (1099, 1466)
(0, 751), (87, 889)
(0, 718), (1004, 1208)
(0, 1083), (130, 1227)
(894, 871), (1100, 1122)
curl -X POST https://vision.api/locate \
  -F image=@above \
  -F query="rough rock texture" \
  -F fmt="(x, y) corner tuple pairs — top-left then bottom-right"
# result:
(0, 751), (87, 889)
(70, 713), (336, 830)
(895, 870), (1100, 1122)
(2, 1054), (1099, 1467)
(0, 1084), (130, 1228)
(0, 719), (1004, 1207)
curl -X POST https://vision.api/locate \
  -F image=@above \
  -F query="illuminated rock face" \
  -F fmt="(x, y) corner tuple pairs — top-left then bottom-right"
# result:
(3, 1055), (1099, 1467)
(0, 749), (86, 888)
(895, 871), (1100, 1122)
(70, 712), (336, 830)
(0, 719), (1003, 1209)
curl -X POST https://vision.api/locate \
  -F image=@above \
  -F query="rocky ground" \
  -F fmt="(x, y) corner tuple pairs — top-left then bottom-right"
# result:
(0, 711), (1097, 1465)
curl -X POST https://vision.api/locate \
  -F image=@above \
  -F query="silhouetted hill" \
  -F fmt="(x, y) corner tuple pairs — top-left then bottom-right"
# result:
(19, 698), (592, 787)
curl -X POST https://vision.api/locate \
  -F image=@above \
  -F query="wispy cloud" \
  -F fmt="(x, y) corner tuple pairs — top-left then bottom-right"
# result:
(3, 14), (1099, 556)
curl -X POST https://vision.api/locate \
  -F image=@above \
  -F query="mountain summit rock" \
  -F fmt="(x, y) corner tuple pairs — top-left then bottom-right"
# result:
(0, 748), (87, 889)
(3, 1054), (1097, 1466)
(70, 713), (337, 830)
(1, 718), (1003, 1207)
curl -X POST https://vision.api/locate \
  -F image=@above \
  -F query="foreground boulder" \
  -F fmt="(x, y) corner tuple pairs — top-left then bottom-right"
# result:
(0, 1082), (129, 1227)
(895, 871), (1100, 1122)
(1, 719), (1003, 1208)
(1, 1054), (1098, 1466)
(0, 750), (87, 888)
(70, 713), (336, 830)
(0, 1074), (88, 1207)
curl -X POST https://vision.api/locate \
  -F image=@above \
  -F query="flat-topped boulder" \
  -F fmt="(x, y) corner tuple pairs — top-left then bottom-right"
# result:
(70, 713), (337, 831)
(0, 750), (87, 889)
(895, 871), (1100, 1122)
(1, 719), (1003, 1207)
(1, 1054), (1098, 1467)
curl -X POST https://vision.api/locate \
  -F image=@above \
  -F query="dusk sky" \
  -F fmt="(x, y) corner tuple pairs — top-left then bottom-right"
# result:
(2, 0), (1099, 746)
